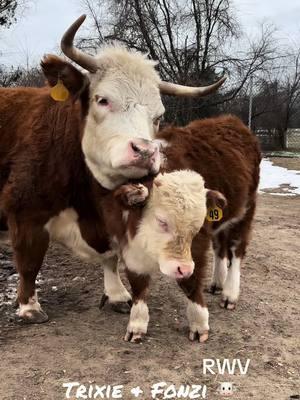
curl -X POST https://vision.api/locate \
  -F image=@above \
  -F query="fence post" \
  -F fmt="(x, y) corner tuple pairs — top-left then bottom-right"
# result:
(283, 130), (288, 150)
(248, 76), (253, 130)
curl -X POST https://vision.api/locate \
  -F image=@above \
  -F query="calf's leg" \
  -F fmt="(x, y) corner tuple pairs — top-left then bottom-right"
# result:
(9, 220), (49, 323)
(177, 234), (210, 342)
(124, 270), (150, 343)
(178, 274), (209, 343)
(209, 231), (228, 294)
(99, 256), (132, 314)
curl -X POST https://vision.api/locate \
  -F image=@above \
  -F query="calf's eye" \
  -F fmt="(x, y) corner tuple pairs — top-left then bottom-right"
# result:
(95, 95), (109, 106)
(156, 217), (169, 232)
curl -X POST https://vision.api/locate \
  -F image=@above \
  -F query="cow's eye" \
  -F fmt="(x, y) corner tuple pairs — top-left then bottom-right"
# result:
(156, 217), (169, 232)
(95, 95), (109, 106)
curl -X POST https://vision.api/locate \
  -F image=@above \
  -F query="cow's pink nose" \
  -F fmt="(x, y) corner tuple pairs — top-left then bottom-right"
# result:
(129, 139), (156, 158)
(177, 264), (193, 279)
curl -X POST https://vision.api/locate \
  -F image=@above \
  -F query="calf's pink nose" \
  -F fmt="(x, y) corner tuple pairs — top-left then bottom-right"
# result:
(177, 264), (194, 278)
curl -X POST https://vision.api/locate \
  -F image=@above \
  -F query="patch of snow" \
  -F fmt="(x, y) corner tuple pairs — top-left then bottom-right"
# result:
(259, 159), (300, 196)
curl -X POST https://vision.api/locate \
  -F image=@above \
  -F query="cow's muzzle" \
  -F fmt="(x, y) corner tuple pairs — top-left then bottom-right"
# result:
(127, 139), (160, 172)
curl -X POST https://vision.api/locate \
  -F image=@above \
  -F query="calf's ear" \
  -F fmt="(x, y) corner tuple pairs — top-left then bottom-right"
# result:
(206, 189), (227, 209)
(41, 54), (89, 98)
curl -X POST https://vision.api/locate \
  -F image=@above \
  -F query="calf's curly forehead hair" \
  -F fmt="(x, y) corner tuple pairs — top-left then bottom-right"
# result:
(151, 170), (207, 213)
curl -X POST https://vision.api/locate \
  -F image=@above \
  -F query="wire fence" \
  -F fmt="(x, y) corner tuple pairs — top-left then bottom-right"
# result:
(255, 129), (300, 151)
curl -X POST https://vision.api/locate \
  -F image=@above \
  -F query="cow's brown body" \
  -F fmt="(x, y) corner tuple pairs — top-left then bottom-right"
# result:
(102, 115), (261, 341)
(0, 15), (228, 325)
(0, 81), (114, 321)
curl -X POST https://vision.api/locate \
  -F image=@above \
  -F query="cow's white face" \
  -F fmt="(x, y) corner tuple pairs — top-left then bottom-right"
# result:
(82, 48), (165, 189)
(123, 170), (208, 279)
(60, 16), (226, 189)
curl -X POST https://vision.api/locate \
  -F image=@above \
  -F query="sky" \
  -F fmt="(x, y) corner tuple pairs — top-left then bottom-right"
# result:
(0, 0), (300, 68)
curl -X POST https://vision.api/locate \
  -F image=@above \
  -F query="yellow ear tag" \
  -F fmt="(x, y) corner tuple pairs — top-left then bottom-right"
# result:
(50, 79), (69, 102)
(206, 206), (223, 222)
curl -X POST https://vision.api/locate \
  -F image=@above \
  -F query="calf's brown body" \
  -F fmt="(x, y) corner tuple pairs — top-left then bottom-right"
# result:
(103, 115), (261, 341)
(159, 115), (260, 305)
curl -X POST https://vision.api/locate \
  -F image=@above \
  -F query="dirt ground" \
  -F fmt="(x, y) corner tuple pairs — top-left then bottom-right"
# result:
(1, 158), (299, 400)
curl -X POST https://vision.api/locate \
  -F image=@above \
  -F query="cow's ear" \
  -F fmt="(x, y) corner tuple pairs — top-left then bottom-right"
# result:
(41, 54), (89, 98)
(206, 189), (227, 209)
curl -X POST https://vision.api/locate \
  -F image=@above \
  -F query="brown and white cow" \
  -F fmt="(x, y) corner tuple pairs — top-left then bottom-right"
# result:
(0, 16), (225, 323)
(102, 115), (261, 342)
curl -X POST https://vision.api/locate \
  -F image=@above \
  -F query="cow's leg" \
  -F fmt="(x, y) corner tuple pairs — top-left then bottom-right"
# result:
(209, 231), (228, 294)
(99, 256), (132, 314)
(9, 220), (49, 323)
(178, 270), (209, 343)
(221, 201), (256, 310)
(124, 269), (150, 343)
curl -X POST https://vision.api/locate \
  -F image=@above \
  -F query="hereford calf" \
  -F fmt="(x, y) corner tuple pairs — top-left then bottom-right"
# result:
(102, 115), (261, 343)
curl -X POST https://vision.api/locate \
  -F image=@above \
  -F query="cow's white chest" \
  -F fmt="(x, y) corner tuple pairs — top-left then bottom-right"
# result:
(123, 236), (158, 275)
(45, 208), (115, 262)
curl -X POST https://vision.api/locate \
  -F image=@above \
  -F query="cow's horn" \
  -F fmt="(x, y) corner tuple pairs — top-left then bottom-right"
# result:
(159, 76), (227, 97)
(61, 15), (98, 73)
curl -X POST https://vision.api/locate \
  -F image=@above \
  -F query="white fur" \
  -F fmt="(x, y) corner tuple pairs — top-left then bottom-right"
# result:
(122, 210), (129, 223)
(45, 208), (115, 262)
(127, 300), (149, 334)
(82, 47), (165, 189)
(211, 256), (228, 288)
(18, 291), (41, 318)
(186, 301), (209, 333)
(103, 259), (131, 303)
(46, 209), (133, 304)
(222, 249), (241, 303)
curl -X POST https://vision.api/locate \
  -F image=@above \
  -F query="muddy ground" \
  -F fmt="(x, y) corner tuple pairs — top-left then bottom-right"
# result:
(0, 158), (299, 400)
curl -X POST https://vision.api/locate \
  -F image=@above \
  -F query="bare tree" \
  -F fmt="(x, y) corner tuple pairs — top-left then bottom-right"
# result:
(0, 0), (32, 29)
(0, 64), (22, 86)
(78, 0), (277, 124)
(281, 48), (300, 131)
(0, 64), (43, 87)
(0, 0), (17, 28)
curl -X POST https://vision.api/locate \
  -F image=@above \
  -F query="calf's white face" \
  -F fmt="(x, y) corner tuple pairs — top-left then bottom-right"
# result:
(82, 48), (165, 189)
(123, 170), (209, 279)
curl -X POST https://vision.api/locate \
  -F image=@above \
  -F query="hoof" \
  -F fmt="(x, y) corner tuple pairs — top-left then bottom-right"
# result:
(220, 298), (236, 310)
(20, 309), (49, 324)
(99, 294), (109, 309)
(124, 331), (144, 343)
(99, 294), (132, 314)
(111, 301), (132, 314)
(189, 330), (209, 343)
(207, 284), (222, 295)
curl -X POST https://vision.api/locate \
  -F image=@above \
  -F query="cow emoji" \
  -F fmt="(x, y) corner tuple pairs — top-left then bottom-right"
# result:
(218, 382), (235, 396)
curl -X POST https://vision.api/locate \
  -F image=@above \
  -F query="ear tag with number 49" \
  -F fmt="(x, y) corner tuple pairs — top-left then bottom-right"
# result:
(50, 79), (69, 102)
(206, 206), (223, 222)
